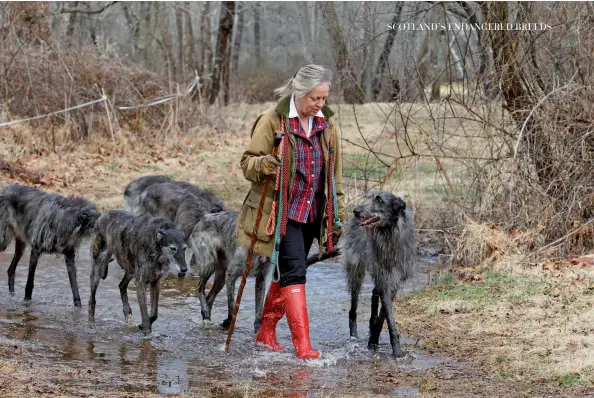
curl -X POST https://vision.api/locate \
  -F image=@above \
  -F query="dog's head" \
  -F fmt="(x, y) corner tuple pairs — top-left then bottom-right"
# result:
(77, 207), (101, 235)
(353, 191), (407, 229)
(155, 227), (188, 277)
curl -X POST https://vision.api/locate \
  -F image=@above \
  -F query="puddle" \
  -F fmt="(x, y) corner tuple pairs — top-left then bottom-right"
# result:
(0, 240), (449, 395)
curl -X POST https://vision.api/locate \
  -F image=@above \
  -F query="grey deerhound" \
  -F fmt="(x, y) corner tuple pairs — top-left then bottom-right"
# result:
(123, 175), (226, 215)
(339, 191), (416, 357)
(0, 184), (100, 307)
(189, 210), (271, 333)
(133, 181), (226, 273)
(88, 210), (187, 334)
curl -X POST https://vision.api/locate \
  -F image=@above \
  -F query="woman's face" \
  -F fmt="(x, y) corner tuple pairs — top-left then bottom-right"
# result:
(296, 83), (329, 117)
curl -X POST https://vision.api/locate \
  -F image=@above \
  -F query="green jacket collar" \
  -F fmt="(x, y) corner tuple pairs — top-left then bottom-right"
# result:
(275, 95), (334, 119)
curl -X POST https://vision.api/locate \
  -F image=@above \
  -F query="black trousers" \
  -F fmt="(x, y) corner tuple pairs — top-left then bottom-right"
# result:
(276, 218), (320, 287)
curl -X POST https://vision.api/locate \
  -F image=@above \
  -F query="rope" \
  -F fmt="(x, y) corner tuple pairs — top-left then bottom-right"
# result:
(270, 117), (289, 281)
(264, 124), (285, 236)
(280, 120), (290, 236)
(0, 97), (106, 128)
(116, 95), (176, 110)
(326, 138), (336, 254)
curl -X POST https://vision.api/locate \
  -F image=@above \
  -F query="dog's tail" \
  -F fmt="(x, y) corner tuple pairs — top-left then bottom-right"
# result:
(0, 195), (14, 252)
(305, 249), (341, 267)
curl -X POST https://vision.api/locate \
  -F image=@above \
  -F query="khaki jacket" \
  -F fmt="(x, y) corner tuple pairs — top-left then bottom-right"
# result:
(235, 95), (345, 256)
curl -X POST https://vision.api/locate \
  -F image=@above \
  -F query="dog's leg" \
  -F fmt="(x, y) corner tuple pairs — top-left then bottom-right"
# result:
(64, 250), (82, 308)
(380, 291), (404, 358)
(119, 272), (134, 323)
(348, 264), (365, 339)
(197, 268), (214, 321)
(368, 288), (385, 349)
(91, 234), (109, 280)
(253, 269), (266, 334)
(7, 238), (25, 294)
(149, 279), (160, 325)
(136, 282), (151, 334)
(24, 247), (40, 301)
(205, 254), (227, 322)
(88, 255), (103, 323)
(221, 260), (242, 329)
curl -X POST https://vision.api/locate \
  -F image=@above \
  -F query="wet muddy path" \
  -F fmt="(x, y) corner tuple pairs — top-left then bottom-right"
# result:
(0, 241), (469, 397)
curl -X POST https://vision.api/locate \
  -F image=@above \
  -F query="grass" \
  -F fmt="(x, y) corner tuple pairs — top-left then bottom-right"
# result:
(399, 265), (594, 389)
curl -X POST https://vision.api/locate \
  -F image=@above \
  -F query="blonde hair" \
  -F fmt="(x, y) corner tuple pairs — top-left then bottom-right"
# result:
(273, 64), (332, 99)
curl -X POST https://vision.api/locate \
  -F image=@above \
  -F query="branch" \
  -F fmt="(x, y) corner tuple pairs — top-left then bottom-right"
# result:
(58, 1), (119, 15)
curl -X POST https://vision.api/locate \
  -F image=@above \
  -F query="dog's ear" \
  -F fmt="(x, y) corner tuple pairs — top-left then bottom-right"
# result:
(392, 197), (406, 214)
(155, 228), (165, 244)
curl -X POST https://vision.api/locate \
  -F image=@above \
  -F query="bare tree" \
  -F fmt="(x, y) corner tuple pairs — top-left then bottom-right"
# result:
(371, 3), (403, 101)
(199, 2), (211, 76)
(121, 3), (137, 58)
(319, 2), (364, 104)
(231, 1), (244, 76)
(175, 5), (185, 80)
(158, 7), (176, 82)
(298, 2), (313, 62)
(65, 1), (78, 39)
(184, 2), (197, 74)
(253, 1), (261, 68)
(359, 2), (373, 97)
(209, 1), (235, 105)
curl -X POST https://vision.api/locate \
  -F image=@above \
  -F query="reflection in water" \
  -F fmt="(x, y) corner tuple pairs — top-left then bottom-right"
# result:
(157, 358), (189, 394)
(0, 240), (446, 395)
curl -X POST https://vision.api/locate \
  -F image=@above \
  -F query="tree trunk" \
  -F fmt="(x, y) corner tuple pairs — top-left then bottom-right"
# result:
(175, 6), (185, 80)
(299, 2), (313, 62)
(430, 31), (446, 101)
(157, 8), (175, 83)
(254, 2), (261, 68)
(371, 2), (403, 101)
(459, 1), (490, 92)
(360, 2), (372, 97)
(66, 1), (78, 40)
(121, 4), (137, 58)
(319, 2), (364, 104)
(231, 1), (244, 76)
(184, 2), (197, 73)
(199, 2), (211, 76)
(210, 1), (235, 105)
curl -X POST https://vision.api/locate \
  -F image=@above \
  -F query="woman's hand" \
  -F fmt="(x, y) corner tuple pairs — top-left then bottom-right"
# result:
(261, 154), (281, 175)
(332, 225), (342, 246)
(324, 224), (342, 251)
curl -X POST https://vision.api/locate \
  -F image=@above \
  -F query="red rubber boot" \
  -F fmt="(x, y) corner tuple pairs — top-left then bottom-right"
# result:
(281, 284), (320, 359)
(255, 281), (285, 351)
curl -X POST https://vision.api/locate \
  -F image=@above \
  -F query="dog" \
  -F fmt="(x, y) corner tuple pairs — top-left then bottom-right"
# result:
(339, 191), (416, 357)
(123, 175), (226, 215)
(135, 181), (226, 273)
(0, 185), (100, 307)
(88, 210), (187, 334)
(189, 210), (271, 333)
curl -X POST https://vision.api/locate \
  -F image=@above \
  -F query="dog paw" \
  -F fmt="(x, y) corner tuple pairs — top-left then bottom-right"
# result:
(125, 314), (133, 324)
(392, 349), (406, 358)
(367, 342), (380, 351)
(138, 324), (152, 334)
(220, 318), (231, 329)
(202, 319), (213, 328)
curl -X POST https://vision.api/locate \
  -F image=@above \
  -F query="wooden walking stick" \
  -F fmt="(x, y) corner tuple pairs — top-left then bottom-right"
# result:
(225, 131), (283, 353)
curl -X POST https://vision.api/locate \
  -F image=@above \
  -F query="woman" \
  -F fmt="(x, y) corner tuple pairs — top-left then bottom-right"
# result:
(236, 64), (345, 359)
